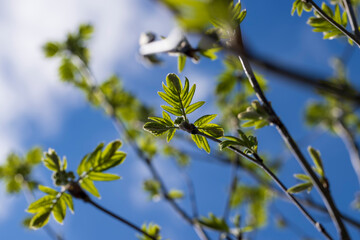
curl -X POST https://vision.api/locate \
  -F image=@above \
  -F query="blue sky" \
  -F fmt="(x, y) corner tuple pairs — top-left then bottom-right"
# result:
(0, 0), (360, 239)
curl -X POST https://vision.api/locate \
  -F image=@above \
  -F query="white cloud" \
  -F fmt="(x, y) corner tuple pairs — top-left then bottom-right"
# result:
(0, 0), (174, 162)
(0, 0), (174, 222)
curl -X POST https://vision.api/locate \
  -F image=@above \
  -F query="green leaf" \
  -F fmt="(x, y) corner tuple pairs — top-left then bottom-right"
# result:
(59, 58), (76, 81)
(200, 48), (220, 60)
(95, 152), (126, 172)
(167, 128), (176, 142)
(38, 185), (58, 195)
(308, 146), (324, 177)
(287, 182), (313, 194)
(52, 198), (66, 224)
(78, 24), (94, 40)
(80, 178), (100, 198)
(178, 54), (186, 73)
(143, 179), (161, 200)
(200, 213), (229, 232)
(191, 134), (210, 153)
(162, 111), (172, 122)
(43, 42), (61, 57)
(139, 222), (161, 240)
(43, 149), (61, 172)
(29, 210), (51, 229)
(219, 140), (241, 150)
(166, 73), (182, 94)
(77, 141), (126, 176)
(62, 193), (74, 213)
(87, 172), (121, 181)
(101, 140), (122, 162)
(294, 174), (311, 181)
(199, 124), (224, 138)
(27, 195), (55, 214)
(194, 114), (217, 127)
(158, 91), (180, 108)
(26, 147), (42, 165)
(168, 189), (184, 199)
(183, 84), (196, 108)
(143, 122), (171, 136)
(185, 101), (205, 114)
(161, 105), (183, 116)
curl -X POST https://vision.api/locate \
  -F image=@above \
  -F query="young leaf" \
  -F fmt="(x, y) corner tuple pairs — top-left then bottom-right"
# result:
(287, 182), (313, 194)
(87, 172), (121, 181)
(143, 122), (172, 136)
(194, 114), (217, 127)
(200, 213), (229, 232)
(185, 101), (205, 114)
(178, 54), (186, 73)
(167, 128), (176, 142)
(168, 189), (184, 199)
(80, 178), (100, 198)
(38, 185), (58, 195)
(29, 210), (51, 229)
(308, 146), (324, 177)
(52, 198), (67, 224)
(43, 149), (61, 172)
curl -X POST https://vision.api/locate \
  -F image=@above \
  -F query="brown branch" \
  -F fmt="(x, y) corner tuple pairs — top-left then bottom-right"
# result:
(195, 131), (333, 240)
(342, 0), (360, 40)
(335, 117), (360, 187)
(233, 26), (350, 239)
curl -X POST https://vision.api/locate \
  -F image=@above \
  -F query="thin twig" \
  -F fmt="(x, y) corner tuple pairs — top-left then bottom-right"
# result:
(335, 118), (360, 187)
(86, 198), (157, 240)
(222, 157), (239, 220)
(306, 0), (360, 48)
(233, 26), (350, 239)
(342, 0), (360, 40)
(196, 131), (333, 240)
(180, 168), (199, 218)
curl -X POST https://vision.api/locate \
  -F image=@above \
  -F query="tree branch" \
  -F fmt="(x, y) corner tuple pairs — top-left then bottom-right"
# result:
(86, 198), (157, 240)
(342, 0), (360, 40)
(232, 26), (350, 239)
(335, 117), (360, 187)
(196, 131), (333, 240)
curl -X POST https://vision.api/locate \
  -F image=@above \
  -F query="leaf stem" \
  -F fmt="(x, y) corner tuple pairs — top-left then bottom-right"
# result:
(196, 131), (333, 240)
(233, 26), (350, 239)
(305, 0), (360, 48)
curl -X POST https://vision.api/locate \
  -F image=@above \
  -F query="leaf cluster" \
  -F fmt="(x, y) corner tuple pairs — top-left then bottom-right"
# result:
(220, 129), (258, 154)
(291, 0), (312, 16)
(27, 185), (73, 229)
(307, 3), (348, 40)
(77, 140), (126, 198)
(237, 100), (269, 129)
(27, 140), (125, 229)
(288, 146), (327, 194)
(144, 73), (223, 153)
(138, 222), (162, 240)
(200, 213), (229, 232)
(0, 147), (42, 193)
